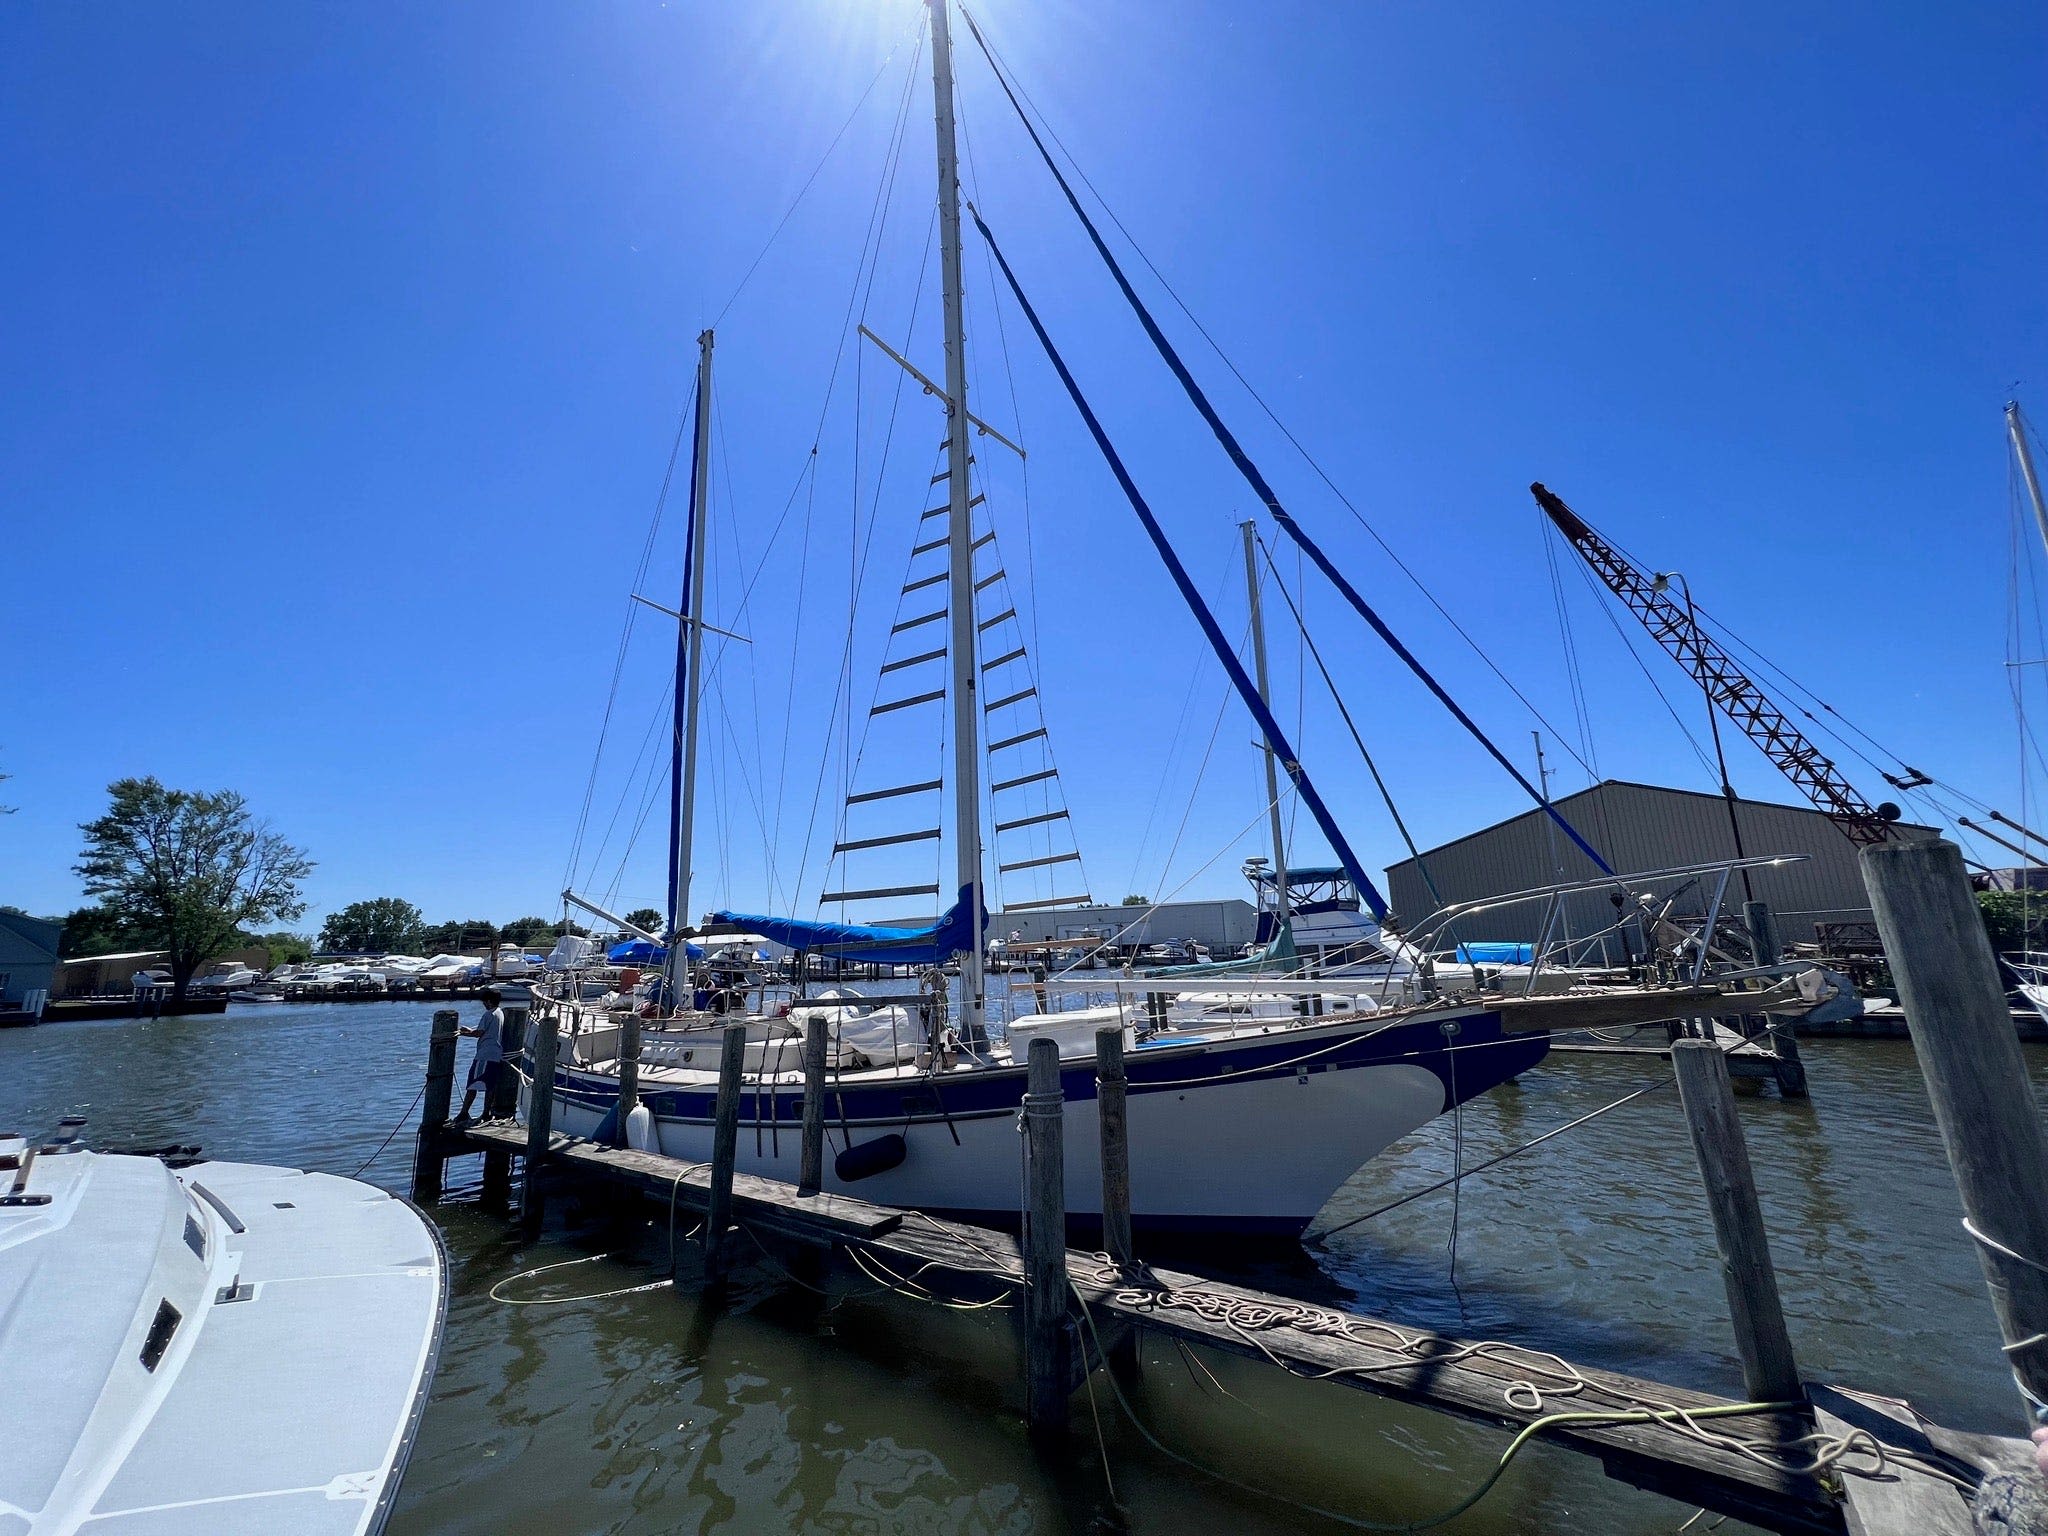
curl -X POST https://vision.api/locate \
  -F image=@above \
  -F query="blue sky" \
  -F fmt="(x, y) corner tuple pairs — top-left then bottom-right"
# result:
(3, 0), (2043, 933)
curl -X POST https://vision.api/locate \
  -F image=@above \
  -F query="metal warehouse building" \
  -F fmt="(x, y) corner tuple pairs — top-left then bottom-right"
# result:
(1384, 779), (1936, 952)
(993, 898), (1258, 953)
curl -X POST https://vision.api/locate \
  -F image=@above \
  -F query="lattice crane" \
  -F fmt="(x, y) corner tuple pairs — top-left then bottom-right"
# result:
(1531, 482), (1903, 846)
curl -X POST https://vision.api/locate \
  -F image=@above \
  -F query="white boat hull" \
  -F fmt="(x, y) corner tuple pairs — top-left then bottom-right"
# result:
(541, 1005), (1545, 1235)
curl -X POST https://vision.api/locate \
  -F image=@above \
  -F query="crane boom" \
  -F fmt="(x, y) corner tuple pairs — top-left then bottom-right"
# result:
(1531, 482), (1901, 846)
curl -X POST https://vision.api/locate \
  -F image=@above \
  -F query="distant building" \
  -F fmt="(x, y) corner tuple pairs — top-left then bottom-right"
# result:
(1383, 779), (1938, 953)
(56, 944), (273, 998)
(993, 898), (1258, 953)
(0, 910), (63, 1020)
(55, 949), (171, 999)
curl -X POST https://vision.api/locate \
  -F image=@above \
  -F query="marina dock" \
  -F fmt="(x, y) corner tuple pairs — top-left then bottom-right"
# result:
(412, 850), (2040, 1536)
(432, 1119), (1850, 1532)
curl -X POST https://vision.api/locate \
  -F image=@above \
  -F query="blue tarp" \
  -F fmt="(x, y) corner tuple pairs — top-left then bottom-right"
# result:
(1455, 942), (1535, 964)
(605, 938), (704, 965)
(709, 886), (983, 966)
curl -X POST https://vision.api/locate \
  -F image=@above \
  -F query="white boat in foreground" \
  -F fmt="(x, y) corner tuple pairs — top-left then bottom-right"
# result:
(0, 1129), (445, 1534)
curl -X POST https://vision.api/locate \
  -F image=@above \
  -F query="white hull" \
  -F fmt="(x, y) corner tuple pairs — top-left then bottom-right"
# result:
(540, 1002), (1545, 1234)
(548, 1058), (1448, 1232)
(1, 1142), (445, 1535)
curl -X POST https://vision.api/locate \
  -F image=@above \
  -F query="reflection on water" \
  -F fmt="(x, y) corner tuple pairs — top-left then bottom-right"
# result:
(3, 1000), (2035, 1533)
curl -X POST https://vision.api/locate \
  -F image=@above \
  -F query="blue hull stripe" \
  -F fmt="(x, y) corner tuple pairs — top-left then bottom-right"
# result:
(552, 1012), (1547, 1131)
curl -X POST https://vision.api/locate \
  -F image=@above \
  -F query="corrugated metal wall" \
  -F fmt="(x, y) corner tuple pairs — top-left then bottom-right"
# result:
(1385, 780), (1934, 950)
(995, 899), (1258, 951)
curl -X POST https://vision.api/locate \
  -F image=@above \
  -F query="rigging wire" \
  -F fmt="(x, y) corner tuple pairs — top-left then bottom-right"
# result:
(1560, 546), (1721, 781)
(804, 211), (941, 913)
(709, 14), (921, 329)
(1540, 510), (1601, 780)
(564, 384), (695, 895)
(956, 6), (1599, 782)
(764, 24), (927, 909)
(1125, 548), (1243, 901)
(1259, 535), (1446, 909)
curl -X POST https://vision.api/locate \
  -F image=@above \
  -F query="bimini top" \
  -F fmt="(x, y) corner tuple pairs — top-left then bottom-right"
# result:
(0, 1138), (446, 1534)
(710, 885), (983, 966)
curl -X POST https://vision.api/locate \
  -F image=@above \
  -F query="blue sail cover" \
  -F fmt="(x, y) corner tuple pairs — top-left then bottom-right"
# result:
(605, 938), (704, 965)
(709, 886), (983, 966)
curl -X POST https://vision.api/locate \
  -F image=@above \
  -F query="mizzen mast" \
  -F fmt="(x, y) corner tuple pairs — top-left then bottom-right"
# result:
(1241, 520), (1291, 929)
(928, 0), (987, 1046)
(665, 328), (715, 1004)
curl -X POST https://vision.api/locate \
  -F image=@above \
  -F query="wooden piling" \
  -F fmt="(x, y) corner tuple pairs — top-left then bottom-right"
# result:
(1670, 1040), (1802, 1404)
(614, 1015), (642, 1148)
(705, 1022), (748, 1281)
(411, 1009), (460, 1203)
(1095, 1027), (1133, 1270)
(1023, 1036), (1070, 1435)
(1095, 1026), (1139, 1380)
(799, 1013), (828, 1197)
(1863, 836), (2048, 1414)
(520, 1012), (560, 1233)
(1745, 899), (1807, 1097)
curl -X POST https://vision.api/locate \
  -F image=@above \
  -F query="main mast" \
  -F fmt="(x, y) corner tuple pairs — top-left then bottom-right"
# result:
(929, 0), (987, 1046)
(665, 328), (715, 1005)
(1241, 521), (1290, 929)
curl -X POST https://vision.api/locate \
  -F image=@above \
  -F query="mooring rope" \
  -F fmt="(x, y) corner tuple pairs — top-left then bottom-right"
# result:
(1058, 1273), (1940, 1530)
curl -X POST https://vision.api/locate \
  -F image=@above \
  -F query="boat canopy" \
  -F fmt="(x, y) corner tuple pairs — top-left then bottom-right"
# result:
(709, 886), (982, 966)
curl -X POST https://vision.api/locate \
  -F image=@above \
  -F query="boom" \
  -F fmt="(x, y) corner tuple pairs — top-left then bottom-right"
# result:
(1531, 482), (1901, 846)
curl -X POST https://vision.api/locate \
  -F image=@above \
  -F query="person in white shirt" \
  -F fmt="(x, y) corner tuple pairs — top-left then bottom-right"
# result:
(455, 988), (508, 1122)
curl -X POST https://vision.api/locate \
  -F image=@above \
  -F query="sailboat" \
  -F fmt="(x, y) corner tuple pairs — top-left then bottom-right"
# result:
(528, 0), (1733, 1236)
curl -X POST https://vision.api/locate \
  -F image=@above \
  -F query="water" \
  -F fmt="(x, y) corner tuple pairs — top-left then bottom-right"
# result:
(4, 1001), (2037, 1533)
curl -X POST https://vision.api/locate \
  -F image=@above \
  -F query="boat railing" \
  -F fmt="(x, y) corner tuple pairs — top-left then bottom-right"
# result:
(1404, 853), (1811, 995)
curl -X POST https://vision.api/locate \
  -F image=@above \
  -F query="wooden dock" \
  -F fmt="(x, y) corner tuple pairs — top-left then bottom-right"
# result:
(432, 1117), (1842, 1533)
(410, 841), (2048, 1536)
(415, 1023), (2027, 1536)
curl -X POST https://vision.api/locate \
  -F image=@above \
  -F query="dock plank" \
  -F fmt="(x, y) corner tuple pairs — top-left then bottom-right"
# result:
(445, 1123), (903, 1240)
(859, 1215), (1839, 1534)
(1808, 1387), (1982, 1536)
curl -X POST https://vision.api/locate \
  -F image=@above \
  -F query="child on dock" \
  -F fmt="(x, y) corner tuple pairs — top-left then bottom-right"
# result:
(454, 988), (508, 1123)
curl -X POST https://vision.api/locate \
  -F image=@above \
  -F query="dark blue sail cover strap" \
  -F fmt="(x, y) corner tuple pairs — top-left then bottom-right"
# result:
(960, 12), (1613, 879)
(971, 209), (1390, 921)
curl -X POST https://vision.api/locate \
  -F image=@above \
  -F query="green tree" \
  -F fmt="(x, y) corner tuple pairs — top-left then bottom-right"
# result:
(419, 919), (497, 955)
(318, 897), (425, 955)
(56, 900), (156, 958)
(75, 778), (313, 998)
(1120, 894), (1150, 906)
(1978, 890), (2042, 955)
(251, 931), (314, 967)
(500, 915), (558, 948)
(624, 907), (664, 935)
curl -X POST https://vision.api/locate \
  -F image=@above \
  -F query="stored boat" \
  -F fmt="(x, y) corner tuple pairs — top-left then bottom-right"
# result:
(0, 1127), (445, 1534)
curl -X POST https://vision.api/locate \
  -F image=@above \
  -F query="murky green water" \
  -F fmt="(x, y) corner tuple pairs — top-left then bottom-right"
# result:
(3, 999), (2036, 1533)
